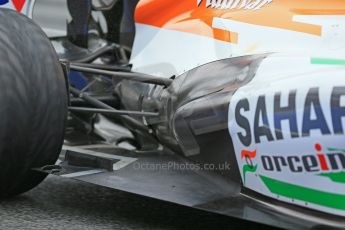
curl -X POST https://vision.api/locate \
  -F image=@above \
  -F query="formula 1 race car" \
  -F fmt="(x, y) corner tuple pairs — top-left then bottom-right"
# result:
(0, 0), (345, 229)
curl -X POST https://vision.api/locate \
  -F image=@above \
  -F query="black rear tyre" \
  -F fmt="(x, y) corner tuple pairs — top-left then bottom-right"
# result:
(0, 9), (67, 197)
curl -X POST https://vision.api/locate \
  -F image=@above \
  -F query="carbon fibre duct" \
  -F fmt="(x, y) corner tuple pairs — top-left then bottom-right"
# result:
(67, 0), (92, 48)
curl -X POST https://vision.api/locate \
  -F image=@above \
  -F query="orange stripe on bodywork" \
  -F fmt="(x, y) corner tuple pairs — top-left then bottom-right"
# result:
(291, 9), (345, 15)
(135, 0), (345, 43)
(241, 149), (257, 159)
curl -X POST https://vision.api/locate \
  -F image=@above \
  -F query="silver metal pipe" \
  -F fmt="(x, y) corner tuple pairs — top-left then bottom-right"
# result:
(69, 107), (159, 117)
(69, 64), (173, 86)
(69, 87), (150, 133)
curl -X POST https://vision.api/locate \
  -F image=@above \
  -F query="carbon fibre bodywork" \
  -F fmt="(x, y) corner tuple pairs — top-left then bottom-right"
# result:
(52, 138), (345, 230)
(45, 54), (345, 229)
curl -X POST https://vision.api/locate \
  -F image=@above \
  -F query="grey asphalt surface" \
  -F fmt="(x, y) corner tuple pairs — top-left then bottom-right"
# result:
(0, 176), (275, 230)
